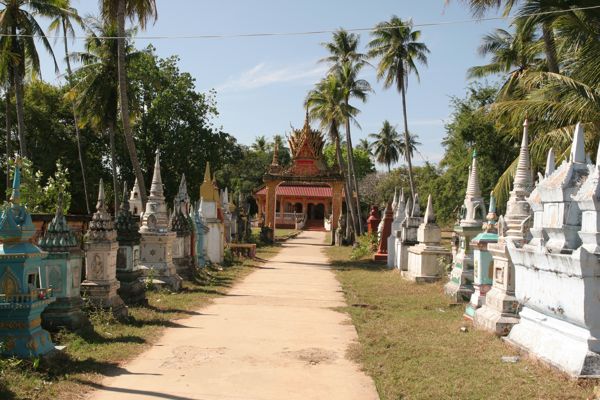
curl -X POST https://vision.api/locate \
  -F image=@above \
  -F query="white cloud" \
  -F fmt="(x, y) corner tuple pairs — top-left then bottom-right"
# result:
(216, 62), (328, 92)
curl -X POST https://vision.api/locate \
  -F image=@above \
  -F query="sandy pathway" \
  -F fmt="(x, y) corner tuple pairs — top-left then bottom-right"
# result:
(88, 231), (379, 400)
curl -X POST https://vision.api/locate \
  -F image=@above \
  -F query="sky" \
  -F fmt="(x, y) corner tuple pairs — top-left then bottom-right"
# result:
(37, 0), (509, 167)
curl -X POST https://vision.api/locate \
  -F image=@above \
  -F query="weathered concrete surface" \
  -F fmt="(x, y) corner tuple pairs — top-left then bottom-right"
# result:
(88, 231), (379, 400)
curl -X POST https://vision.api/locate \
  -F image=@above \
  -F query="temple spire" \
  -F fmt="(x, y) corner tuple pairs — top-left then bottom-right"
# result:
(545, 148), (556, 177)
(150, 150), (164, 197)
(395, 188), (406, 219)
(405, 197), (412, 219)
(392, 188), (398, 212)
(96, 179), (106, 211)
(120, 182), (129, 211)
(411, 193), (420, 217)
(571, 123), (585, 164)
(424, 194), (435, 223)
(10, 159), (21, 205)
(466, 150), (481, 197)
(513, 119), (533, 193)
(271, 141), (280, 166)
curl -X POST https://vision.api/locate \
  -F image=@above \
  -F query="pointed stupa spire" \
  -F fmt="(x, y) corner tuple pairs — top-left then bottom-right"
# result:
(200, 162), (217, 201)
(149, 149), (164, 197)
(513, 119), (533, 193)
(545, 148), (556, 177)
(571, 122), (585, 164)
(38, 191), (78, 251)
(96, 179), (106, 211)
(395, 188), (406, 219)
(10, 159), (21, 205)
(411, 193), (420, 217)
(120, 181), (129, 211)
(392, 188), (398, 211)
(405, 197), (412, 219)
(424, 194), (435, 224)
(466, 150), (481, 197)
(271, 141), (279, 166)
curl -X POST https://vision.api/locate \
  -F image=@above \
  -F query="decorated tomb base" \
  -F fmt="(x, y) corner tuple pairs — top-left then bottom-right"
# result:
(405, 195), (450, 282)
(0, 163), (56, 357)
(504, 124), (600, 377)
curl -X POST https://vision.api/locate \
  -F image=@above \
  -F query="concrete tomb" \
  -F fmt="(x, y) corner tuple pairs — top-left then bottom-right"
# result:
(171, 174), (193, 278)
(81, 179), (128, 318)
(191, 201), (209, 268)
(475, 119), (533, 335)
(505, 123), (600, 377)
(115, 182), (146, 305)
(445, 151), (486, 302)
(405, 195), (451, 282)
(128, 178), (143, 217)
(387, 189), (405, 268)
(39, 193), (89, 331)
(0, 163), (55, 357)
(395, 196), (423, 272)
(138, 151), (182, 291)
(200, 162), (225, 264)
(464, 192), (498, 320)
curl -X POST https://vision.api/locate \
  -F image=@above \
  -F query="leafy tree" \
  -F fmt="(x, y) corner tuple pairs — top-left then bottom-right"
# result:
(369, 120), (402, 172)
(48, 0), (89, 213)
(0, 0), (64, 157)
(368, 16), (429, 198)
(101, 0), (157, 208)
(323, 143), (375, 181)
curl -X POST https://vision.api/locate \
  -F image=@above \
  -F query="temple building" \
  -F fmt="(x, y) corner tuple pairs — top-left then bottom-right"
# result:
(255, 112), (346, 236)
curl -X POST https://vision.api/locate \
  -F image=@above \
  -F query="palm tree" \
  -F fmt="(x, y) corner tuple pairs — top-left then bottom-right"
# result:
(321, 29), (372, 235)
(368, 16), (429, 199)
(399, 131), (422, 161)
(369, 120), (403, 172)
(468, 21), (543, 98)
(251, 135), (269, 153)
(101, 0), (157, 208)
(357, 138), (372, 156)
(306, 74), (359, 242)
(71, 17), (143, 212)
(48, 1), (90, 213)
(0, 0), (64, 158)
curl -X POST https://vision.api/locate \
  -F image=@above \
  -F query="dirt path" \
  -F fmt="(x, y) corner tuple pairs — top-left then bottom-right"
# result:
(88, 231), (379, 400)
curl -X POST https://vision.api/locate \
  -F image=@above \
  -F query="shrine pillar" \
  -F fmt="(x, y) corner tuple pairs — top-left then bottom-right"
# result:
(265, 180), (279, 229)
(331, 181), (343, 244)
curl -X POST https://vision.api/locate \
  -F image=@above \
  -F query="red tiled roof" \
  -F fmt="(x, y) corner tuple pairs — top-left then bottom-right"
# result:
(255, 185), (332, 198)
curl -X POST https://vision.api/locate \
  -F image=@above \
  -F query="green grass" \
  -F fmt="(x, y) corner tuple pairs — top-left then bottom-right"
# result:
(251, 227), (300, 239)
(0, 245), (280, 400)
(326, 246), (597, 400)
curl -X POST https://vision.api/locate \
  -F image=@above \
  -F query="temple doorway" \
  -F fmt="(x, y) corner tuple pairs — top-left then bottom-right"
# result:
(307, 203), (325, 220)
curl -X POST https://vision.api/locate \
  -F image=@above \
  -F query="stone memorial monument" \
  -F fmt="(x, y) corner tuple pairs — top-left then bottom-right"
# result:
(171, 175), (193, 278)
(474, 120), (533, 335)
(395, 196), (423, 272)
(505, 123), (600, 377)
(39, 193), (89, 331)
(374, 201), (394, 262)
(138, 151), (182, 291)
(445, 151), (486, 302)
(191, 201), (209, 268)
(387, 189), (405, 268)
(200, 162), (224, 264)
(405, 195), (451, 282)
(128, 178), (143, 216)
(0, 163), (56, 357)
(115, 183), (146, 305)
(81, 179), (128, 318)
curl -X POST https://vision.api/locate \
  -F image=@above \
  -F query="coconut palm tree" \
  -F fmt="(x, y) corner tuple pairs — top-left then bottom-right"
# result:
(71, 17), (143, 212)
(357, 138), (372, 156)
(0, 0), (64, 158)
(368, 16), (429, 198)
(468, 21), (544, 98)
(306, 74), (359, 242)
(101, 0), (157, 208)
(321, 29), (372, 235)
(399, 131), (422, 161)
(251, 135), (269, 153)
(369, 120), (403, 172)
(48, 1), (90, 213)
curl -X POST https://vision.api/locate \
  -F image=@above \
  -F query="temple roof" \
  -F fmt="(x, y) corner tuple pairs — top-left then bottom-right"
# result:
(255, 185), (333, 198)
(264, 111), (343, 182)
(0, 162), (37, 245)
(38, 192), (78, 252)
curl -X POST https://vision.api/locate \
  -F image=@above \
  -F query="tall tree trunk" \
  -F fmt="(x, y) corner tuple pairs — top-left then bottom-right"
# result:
(13, 65), (26, 158)
(5, 83), (12, 199)
(344, 118), (362, 235)
(117, 0), (147, 207)
(108, 120), (119, 213)
(542, 22), (559, 74)
(64, 21), (91, 214)
(333, 124), (356, 243)
(400, 81), (416, 199)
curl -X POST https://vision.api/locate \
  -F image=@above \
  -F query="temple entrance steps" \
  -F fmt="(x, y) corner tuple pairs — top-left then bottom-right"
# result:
(303, 219), (326, 231)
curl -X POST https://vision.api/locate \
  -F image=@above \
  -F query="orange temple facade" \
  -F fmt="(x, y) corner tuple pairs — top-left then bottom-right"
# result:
(254, 113), (345, 241)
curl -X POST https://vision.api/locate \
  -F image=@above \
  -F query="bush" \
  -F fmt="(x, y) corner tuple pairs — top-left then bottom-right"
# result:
(350, 234), (378, 260)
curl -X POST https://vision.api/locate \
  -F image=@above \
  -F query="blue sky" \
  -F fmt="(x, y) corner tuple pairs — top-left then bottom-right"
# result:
(38, 0), (508, 167)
